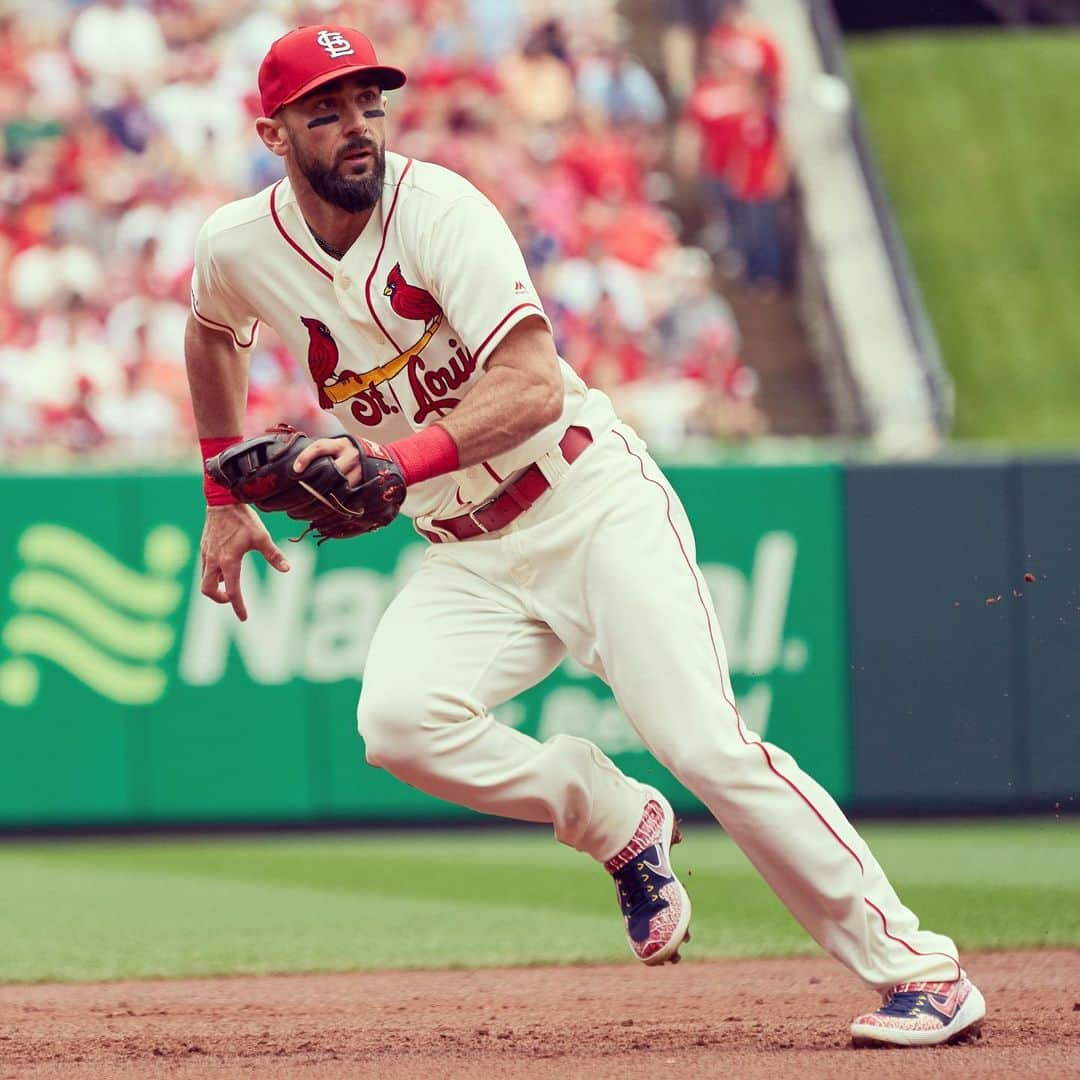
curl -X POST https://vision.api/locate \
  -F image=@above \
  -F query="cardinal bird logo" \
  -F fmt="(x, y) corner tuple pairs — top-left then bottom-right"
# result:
(384, 263), (442, 328)
(298, 268), (445, 421)
(301, 317), (340, 409)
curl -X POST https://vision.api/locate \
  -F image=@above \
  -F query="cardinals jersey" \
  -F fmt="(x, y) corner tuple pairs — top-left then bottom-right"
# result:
(190, 151), (617, 530)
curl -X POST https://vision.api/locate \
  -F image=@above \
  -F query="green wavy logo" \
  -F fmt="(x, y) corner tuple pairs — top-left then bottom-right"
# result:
(0, 524), (191, 707)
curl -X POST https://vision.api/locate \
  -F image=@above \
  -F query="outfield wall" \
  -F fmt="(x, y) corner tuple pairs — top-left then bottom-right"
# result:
(0, 460), (1075, 827)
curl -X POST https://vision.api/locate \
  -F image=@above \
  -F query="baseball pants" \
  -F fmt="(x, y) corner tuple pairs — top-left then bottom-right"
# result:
(357, 422), (961, 990)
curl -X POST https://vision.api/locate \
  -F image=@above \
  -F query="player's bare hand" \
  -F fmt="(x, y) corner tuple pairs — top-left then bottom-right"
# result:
(200, 503), (290, 622)
(291, 436), (364, 486)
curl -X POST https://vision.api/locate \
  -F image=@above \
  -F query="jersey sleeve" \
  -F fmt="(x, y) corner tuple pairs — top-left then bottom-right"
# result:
(190, 217), (260, 349)
(420, 196), (550, 367)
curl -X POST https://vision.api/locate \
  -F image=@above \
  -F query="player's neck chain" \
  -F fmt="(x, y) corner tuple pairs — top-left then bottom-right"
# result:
(308, 225), (346, 261)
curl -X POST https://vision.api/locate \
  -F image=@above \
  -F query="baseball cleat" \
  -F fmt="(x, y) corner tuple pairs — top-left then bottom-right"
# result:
(850, 973), (986, 1048)
(604, 789), (692, 966)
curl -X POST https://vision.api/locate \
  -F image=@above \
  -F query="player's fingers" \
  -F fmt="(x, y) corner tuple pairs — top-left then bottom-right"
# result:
(220, 557), (248, 622)
(200, 561), (230, 605)
(331, 450), (363, 487)
(325, 438), (363, 483)
(255, 533), (291, 574)
(293, 438), (346, 472)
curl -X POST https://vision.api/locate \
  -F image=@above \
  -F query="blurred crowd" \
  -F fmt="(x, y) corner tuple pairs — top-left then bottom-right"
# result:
(0, 0), (788, 464)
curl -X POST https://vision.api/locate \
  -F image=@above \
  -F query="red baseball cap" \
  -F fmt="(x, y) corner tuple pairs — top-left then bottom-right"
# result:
(258, 25), (407, 117)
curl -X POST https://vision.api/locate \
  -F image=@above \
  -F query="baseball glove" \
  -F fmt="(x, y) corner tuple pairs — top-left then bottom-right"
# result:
(204, 424), (406, 542)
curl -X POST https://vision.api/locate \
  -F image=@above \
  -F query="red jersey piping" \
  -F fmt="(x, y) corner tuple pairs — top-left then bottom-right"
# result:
(364, 158), (413, 354)
(472, 303), (546, 367)
(269, 180), (334, 282)
(190, 293), (259, 349)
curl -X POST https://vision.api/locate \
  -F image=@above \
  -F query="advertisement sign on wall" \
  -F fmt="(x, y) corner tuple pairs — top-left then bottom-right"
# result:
(0, 466), (850, 825)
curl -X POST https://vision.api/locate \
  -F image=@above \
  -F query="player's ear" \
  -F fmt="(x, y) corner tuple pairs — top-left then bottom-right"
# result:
(255, 115), (289, 158)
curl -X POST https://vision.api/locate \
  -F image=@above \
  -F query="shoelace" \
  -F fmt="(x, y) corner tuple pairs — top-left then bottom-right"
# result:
(878, 990), (932, 1017)
(613, 853), (668, 918)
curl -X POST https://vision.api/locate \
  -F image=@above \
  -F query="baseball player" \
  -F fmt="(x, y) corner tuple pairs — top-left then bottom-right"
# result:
(187, 25), (985, 1048)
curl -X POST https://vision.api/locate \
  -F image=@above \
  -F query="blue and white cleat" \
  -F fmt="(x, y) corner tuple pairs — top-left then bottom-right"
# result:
(851, 973), (986, 1047)
(604, 789), (692, 966)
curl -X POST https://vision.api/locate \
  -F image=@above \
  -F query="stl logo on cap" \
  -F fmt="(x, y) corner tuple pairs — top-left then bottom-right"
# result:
(316, 29), (354, 59)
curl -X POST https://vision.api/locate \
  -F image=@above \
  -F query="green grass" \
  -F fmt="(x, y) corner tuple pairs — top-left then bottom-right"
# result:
(0, 819), (1076, 983)
(846, 31), (1080, 447)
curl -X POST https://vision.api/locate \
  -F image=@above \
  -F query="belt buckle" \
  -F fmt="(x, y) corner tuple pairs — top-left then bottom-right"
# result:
(467, 505), (492, 534)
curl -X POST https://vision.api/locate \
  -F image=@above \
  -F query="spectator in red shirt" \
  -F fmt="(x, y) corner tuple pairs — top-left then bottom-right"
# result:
(674, 33), (751, 252)
(676, 30), (751, 179)
(676, 21), (789, 287)
(724, 73), (789, 285)
(558, 109), (644, 202)
(40, 374), (106, 454)
(706, 0), (784, 110)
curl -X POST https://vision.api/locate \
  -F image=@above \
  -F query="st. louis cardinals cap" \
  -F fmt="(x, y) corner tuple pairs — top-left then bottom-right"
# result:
(258, 25), (407, 117)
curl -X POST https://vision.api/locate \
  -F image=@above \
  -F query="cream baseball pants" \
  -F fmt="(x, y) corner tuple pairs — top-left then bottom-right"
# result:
(357, 423), (961, 990)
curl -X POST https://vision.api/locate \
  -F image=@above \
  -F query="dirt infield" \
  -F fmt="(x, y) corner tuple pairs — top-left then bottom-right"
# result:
(1, 951), (1077, 1079)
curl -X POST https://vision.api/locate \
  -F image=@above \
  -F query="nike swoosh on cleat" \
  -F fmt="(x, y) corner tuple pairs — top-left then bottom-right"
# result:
(927, 985), (964, 1020)
(642, 846), (672, 879)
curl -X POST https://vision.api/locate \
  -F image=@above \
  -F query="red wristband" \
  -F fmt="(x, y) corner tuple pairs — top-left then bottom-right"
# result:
(386, 425), (460, 486)
(201, 436), (242, 506)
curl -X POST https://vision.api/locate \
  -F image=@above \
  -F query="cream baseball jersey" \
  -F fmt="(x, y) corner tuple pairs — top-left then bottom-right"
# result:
(190, 151), (617, 528)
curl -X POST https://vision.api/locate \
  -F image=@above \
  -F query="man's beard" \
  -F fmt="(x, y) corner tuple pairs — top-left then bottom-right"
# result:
(293, 137), (386, 214)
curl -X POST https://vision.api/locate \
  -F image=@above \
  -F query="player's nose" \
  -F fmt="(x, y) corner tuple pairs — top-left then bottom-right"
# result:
(338, 101), (372, 139)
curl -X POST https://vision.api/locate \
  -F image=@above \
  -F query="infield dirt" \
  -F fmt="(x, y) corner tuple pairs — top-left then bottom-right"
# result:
(1, 950), (1077, 1078)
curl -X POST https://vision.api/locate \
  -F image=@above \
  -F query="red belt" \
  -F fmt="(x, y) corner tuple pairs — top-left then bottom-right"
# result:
(422, 425), (593, 543)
